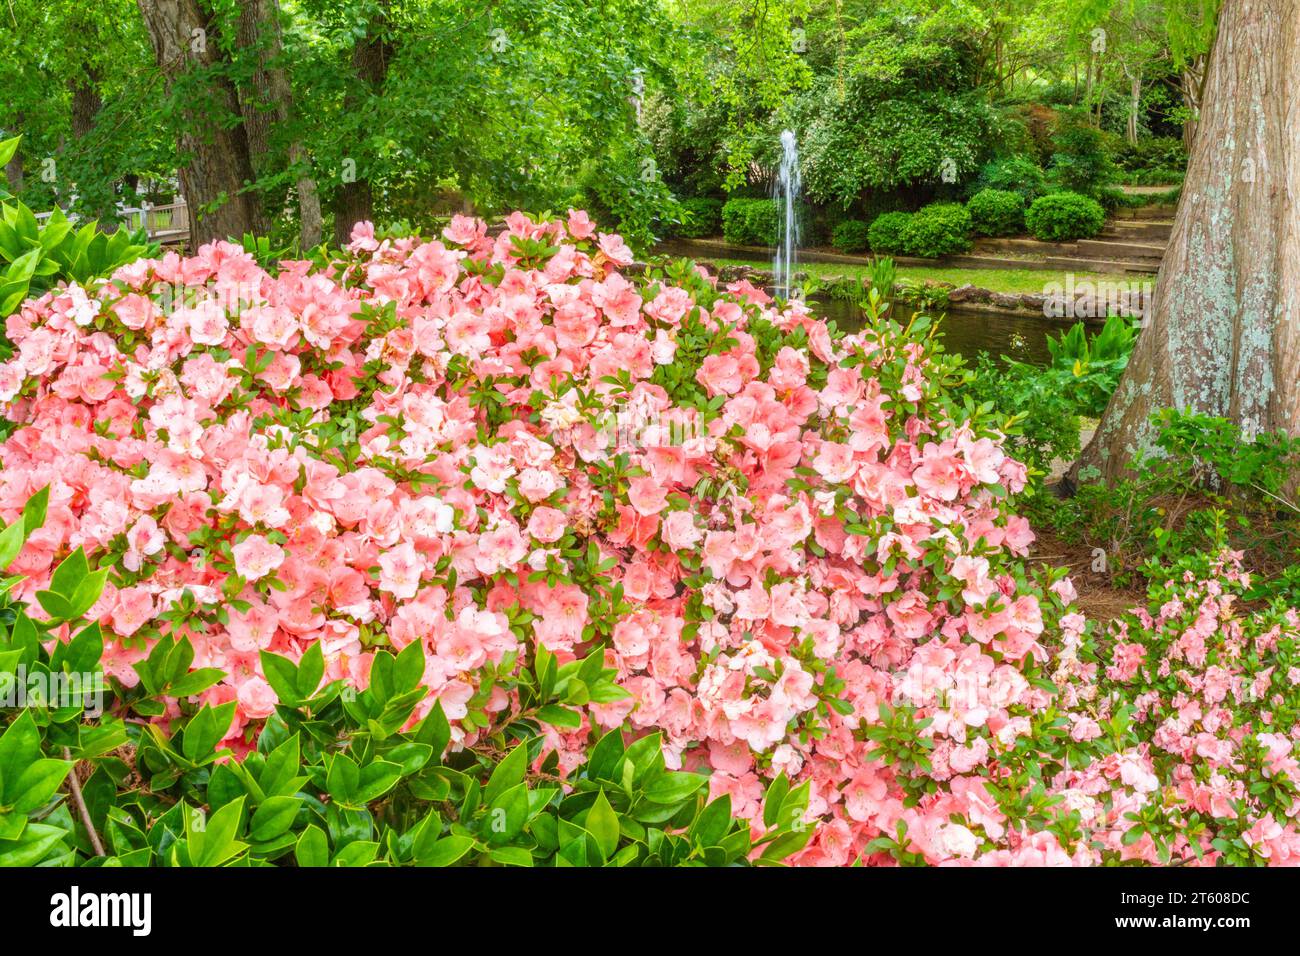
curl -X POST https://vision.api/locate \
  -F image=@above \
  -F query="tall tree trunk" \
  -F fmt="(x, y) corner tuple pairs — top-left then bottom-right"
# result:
(235, 0), (322, 248)
(1126, 69), (1142, 144)
(69, 75), (102, 141)
(68, 70), (112, 220)
(1094, 58), (1105, 125)
(1181, 55), (1207, 150)
(138, 0), (264, 246)
(1074, 0), (1300, 485)
(331, 6), (390, 247)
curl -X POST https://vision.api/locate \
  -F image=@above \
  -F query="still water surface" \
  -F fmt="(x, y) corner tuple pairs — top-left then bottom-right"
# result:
(811, 297), (1101, 368)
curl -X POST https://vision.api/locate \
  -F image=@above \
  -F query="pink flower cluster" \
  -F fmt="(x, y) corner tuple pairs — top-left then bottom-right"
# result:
(1077, 554), (1300, 865)
(3, 209), (1297, 866)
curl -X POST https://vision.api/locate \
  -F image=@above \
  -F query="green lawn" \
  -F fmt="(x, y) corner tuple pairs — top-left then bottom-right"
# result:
(703, 257), (1146, 296)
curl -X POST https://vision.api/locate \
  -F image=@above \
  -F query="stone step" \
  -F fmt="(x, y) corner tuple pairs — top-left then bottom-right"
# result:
(1045, 255), (1161, 275)
(1101, 220), (1173, 240)
(1076, 238), (1166, 259)
(1126, 204), (1178, 220)
(973, 237), (1075, 256)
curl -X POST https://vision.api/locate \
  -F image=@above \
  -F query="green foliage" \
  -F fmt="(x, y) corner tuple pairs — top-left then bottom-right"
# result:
(0, 2), (172, 221)
(790, 16), (997, 206)
(1047, 118), (1120, 197)
(1038, 411), (1300, 593)
(1039, 314), (1140, 417)
(0, 138), (158, 360)
(959, 355), (1084, 476)
(970, 155), (1047, 203)
(867, 211), (912, 255)
(900, 202), (972, 258)
(958, 315), (1139, 476)
(966, 188), (1025, 237)
(1115, 136), (1188, 184)
(1024, 191), (1106, 242)
(671, 197), (724, 239)
(721, 197), (777, 247)
(0, 488), (811, 868)
(830, 219), (871, 253)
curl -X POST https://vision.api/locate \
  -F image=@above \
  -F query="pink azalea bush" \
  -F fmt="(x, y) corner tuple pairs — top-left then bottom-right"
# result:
(1, 209), (1297, 866)
(1086, 553), (1300, 864)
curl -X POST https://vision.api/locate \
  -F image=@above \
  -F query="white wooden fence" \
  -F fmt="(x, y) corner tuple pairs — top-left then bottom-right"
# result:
(33, 200), (190, 245)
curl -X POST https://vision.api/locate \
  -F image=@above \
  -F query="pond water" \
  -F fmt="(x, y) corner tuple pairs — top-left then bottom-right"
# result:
(810, 297), (1102, 368)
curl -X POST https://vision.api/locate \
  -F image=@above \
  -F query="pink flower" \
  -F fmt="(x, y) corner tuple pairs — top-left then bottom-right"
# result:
(526, 506), (567, 543)
(378, 541), (424, 599)
(232, 534), (285, 581)
(627, 476), (668, 516)
(660, 510), (702, 550)
(912, 441), (967, 501)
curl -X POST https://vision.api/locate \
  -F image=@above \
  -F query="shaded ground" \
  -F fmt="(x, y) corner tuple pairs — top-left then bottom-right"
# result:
(1028, 526), (1144, 625)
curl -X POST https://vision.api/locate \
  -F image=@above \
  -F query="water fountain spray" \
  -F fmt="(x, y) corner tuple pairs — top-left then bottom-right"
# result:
(772, 129), (801, 301)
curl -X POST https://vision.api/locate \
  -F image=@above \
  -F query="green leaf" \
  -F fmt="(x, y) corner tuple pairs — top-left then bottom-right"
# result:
(417, 834), (474, 867)
(258, 733), (301, 797)
(644, 771), (707, 805)
(296, 642), (324, 699)
(191, 797), (246, 867)
(690, 795), (733, 848)
(325, 754), (360, 803)
(0, 520), (26, 572)
(259, 650), (302, 706)
(392, 640), (424, 693)
(49, 547), (89, 599)
(11, 758), (72, 815)
(0, 711), (41, 802)
(331, 841), (378, 866)
(763, 773), (791, 829)
(585, 790), (620, 861)
(0, 823), (66, 866)
(353, 760), (402, 804)
(166, 667), (225, 699)
(484, 782), (530, 845)
(536, 704), (582, 728)
(182, 702), (236, 763)
(488, 845), (534, 867)
(483, 743), (528, 806)
(250, 796), (302, 842)
(413, 701), (451, 760)
(20, 486), (48, 536)
(34, 590), (75, 622)
(295, 825), (329, 867)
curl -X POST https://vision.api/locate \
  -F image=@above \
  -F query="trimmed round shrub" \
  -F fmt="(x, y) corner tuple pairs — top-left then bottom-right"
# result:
(1024, 191), (1106, 242)
(673, 197), (724, 238)
(830, 219), (871, 254)
(901, 202), (972, 258)
(721, 197), (777, 246)
(867, 211), (912, 255)
(967, 188), (1025, 237)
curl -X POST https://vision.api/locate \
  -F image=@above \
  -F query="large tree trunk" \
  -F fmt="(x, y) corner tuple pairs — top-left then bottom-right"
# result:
(1074, 0), (1299, 484)
(331, 6), (390, 247)
(68, 70), (113, 220)
(69, 75), (102, 141)
(235, 0), (322, 248)
(138, 0), (264, 246)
